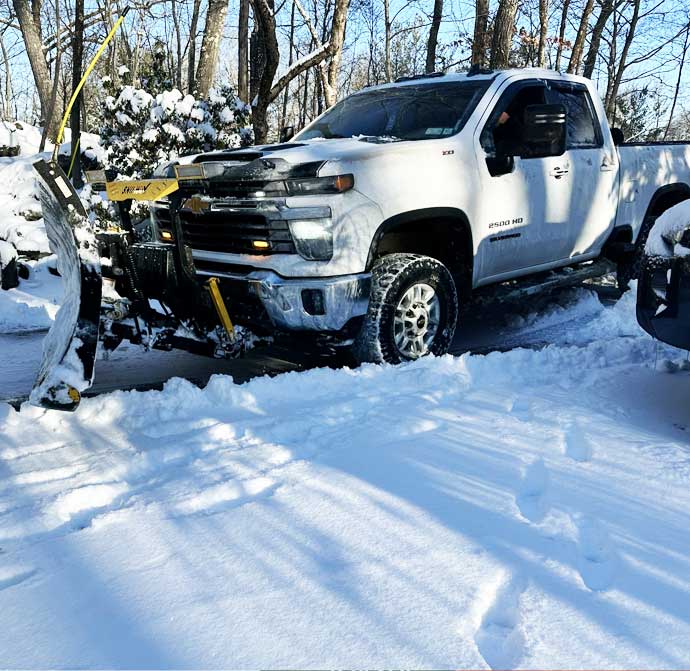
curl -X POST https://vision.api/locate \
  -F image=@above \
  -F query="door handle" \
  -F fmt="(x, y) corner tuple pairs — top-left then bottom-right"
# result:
(600, 157), (615, 172)
(549, 164), (569, 179)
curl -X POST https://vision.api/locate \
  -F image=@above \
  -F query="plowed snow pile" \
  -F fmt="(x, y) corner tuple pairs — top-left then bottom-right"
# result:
(1, 288), (690, 668)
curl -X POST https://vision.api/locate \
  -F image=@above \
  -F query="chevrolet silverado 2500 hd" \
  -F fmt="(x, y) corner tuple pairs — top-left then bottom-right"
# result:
(32, 67), (690, 411)
(146, 68), (690, 362)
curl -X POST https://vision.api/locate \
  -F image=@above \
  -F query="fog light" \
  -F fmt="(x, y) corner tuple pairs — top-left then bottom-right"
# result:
(160, 229), (174, 241)
(302, 288), (325, 315)
(252, 240), (270, 250)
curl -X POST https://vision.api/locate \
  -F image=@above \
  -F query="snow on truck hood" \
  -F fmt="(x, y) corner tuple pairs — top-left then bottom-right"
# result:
(177, 136), (419, 172)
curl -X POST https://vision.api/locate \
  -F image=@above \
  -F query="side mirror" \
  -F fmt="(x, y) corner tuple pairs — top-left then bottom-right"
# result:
(611, 127), (624, 145)
(279, 126), (295, 143)
(522, 104), (566, 158)
(486, 154), (515, 177)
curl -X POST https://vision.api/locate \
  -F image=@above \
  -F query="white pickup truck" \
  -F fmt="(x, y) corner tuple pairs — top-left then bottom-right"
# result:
(147, 67), (690, 363)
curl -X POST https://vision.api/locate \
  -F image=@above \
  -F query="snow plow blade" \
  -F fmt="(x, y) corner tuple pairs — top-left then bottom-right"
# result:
(30, 159), (102, 411)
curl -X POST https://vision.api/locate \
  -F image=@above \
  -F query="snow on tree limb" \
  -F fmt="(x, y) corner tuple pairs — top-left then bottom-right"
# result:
(268, 42), (331, 104)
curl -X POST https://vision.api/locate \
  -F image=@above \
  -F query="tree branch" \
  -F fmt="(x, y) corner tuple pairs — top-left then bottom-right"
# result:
(268, 41), (330, 102)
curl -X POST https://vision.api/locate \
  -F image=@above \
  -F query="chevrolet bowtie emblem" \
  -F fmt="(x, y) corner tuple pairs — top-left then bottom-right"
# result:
(182, 196), (210, 214)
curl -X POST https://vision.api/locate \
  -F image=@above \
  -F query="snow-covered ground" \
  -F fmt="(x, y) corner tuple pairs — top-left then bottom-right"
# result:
(2, 283), (690, 667)
(3, 132), (690, 668)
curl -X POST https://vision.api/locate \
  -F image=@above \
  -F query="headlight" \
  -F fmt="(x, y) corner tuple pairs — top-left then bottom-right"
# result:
(285, 174), (354, 196)
(288, 218), (333, 260)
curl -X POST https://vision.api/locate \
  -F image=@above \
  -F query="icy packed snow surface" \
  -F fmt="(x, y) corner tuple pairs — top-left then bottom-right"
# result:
(2, 289), (690, 667)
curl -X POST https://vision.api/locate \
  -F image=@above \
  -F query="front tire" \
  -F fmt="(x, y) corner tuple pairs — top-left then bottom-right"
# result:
(352, 253), (459, 364)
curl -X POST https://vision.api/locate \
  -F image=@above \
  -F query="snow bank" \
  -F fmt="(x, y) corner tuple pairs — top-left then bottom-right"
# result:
(0, 239), (17, 266)
(0, 154), (48, 254)
(1, 290), (690, 667)
(0, 257), (62, 333)
(0, 121), (42, 155)
(645, 200), (690, 257)
(0, 125), (103, 257)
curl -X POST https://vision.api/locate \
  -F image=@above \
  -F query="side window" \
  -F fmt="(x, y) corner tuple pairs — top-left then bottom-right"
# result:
(480, 83), (546, 158)
(548, 86), (602, 149)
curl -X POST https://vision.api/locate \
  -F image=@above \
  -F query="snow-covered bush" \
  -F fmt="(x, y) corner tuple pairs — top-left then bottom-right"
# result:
(85, 71), (252, 231)
(100, 77), (253, 179)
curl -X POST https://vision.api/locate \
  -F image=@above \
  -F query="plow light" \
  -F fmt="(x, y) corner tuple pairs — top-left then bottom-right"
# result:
(160, 230), (174, 241)
(175, 163), (206, 181)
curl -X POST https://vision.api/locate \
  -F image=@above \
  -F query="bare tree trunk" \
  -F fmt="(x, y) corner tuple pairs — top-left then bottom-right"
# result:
(323, 0), (348, 106)
(554, 0), (570, 70)
(471, 0), (489, 66)
(490, 0), (519, 68)
(195, 0), (230, 96)
(383, 0), (392, 81)
(132, 18), (142, 84)
(426, 0), (443, 73)
(70, 0), (84, 186)
(39, 0), (61, 151)
(238, 0), (249, 101)
(0, 33), (12, 119)
(605, 0), (640, 118)
(664, 25), (689, 139)
(582, 0), (614, 78)
(251, 0), (349, 142)
(567, 0), (594, 73)
(537, 0), (548, 66)
(12, 0), (61, 139)
(300, 65), (310, 127)
(170, 0), (183, 90)
(281, 0), (296, 128)
(187, 0), (202, 92)
(250, 0), (279, 142)
(603, 6), (618, 112)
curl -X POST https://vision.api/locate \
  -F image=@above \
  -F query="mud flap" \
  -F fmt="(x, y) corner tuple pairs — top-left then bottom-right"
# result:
(637, 256), (690, 351)
(30, 160), (102, 411)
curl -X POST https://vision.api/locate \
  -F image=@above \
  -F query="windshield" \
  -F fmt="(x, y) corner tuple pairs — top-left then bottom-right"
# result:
(295, 80), (490, 142)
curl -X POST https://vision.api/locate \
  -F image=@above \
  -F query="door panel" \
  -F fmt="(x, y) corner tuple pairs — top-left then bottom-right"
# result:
(476, 155), (573, 277)
(546, 85), (619, 259)
(473, 80), (574, 280)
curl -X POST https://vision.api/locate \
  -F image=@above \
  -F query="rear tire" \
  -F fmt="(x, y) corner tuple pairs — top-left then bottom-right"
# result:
(352, 253), (458, 364)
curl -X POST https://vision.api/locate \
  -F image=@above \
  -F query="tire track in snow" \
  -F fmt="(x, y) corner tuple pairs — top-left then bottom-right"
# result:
(0, 566), (38, 592)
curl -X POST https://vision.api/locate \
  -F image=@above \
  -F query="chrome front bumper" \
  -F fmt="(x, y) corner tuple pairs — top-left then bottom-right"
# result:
(196, 267), (371, 331)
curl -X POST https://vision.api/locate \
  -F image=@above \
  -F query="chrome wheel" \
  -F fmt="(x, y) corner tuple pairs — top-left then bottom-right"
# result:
(393, 282), (441, 358)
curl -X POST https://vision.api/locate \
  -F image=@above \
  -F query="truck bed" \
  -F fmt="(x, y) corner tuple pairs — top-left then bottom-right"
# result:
(616, 142), (690, 240)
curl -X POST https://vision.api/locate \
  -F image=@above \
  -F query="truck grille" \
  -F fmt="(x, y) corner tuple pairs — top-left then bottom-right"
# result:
(153, 205), (296, 255)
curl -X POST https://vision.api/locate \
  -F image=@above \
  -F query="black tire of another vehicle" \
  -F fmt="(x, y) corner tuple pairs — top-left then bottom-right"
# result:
(617, 214), (656, 291)
(352, 253), (459, 364)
